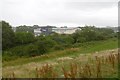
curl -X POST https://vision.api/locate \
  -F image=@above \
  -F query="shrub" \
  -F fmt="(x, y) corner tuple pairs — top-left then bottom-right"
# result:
(36, 38), (56, 54)
(15, 32), (35, 45)
(2, 51), (18, 61)
(53, 45), (64, 50)
(24, 44), (39, 57)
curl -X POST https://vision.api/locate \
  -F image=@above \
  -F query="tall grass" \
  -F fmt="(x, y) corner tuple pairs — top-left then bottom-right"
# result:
(32, 53), (118, 78)
(35, 64), (58, 78)
(3, 51), (118, 78)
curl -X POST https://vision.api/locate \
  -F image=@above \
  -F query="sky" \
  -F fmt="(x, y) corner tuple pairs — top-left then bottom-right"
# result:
(1, 0), (119, 27)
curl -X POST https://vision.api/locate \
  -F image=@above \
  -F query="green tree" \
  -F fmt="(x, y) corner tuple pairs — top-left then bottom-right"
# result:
(15, 32), (35, 45)
(16, 25), (34, 33)
(2, 21), (15, 50)
(52, 34), (74, 44)
(72, 26), (114, 43)
(36, 38), (56, 54)
(24, 44), (39, 57)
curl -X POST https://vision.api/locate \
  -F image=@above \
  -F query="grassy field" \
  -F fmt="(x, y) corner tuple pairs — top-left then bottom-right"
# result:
(2, 38), (118, 78)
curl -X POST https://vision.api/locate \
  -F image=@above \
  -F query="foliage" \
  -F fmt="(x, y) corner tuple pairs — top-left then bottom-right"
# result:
(16, 25), (34, 33)
(24, 44), (39, 57)
(72, 26), (114, 43)
(15, 32), (35, 45)
(2, 21), (15, 50)
(3, 38), (118, 66)
(52, 34), (74, 44)
(36, 37), (57, 54)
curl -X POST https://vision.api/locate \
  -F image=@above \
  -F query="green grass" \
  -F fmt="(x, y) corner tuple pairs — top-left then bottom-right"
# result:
(79, 38), (118, 53)
(2, 38), (118, 78)
(3, 38), (118, 67)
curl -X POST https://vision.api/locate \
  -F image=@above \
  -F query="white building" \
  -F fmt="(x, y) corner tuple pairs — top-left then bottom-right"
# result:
(34, 27), (81, 36)
(12, 27), (16, 32)
(34, 28), (41, 36)
(52, 27), (80, 34)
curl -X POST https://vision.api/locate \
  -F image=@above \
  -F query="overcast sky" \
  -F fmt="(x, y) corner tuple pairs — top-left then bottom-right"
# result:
(1, 0), (119, 27)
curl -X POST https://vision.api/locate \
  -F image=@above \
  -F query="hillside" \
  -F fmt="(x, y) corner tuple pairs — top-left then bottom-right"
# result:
(2, 38), (118, 78)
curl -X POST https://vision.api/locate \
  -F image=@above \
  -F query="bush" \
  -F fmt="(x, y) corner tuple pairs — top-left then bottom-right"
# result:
(8, 46), (26, 57)
(52, 35), (74, 45)
(24, 44), (39, 57)
(15, 32), (35, 45)
(53, 45), (64, 50)
(72, 26), (115, 43)
(2, 51), (18, 61)
(36, 38), (56, 54)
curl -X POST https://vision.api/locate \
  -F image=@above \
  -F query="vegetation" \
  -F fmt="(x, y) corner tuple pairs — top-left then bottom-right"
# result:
(3, 48), (118, 78)
(72, 26), (115, 43)
(15, 32), (35, 45)
(2, 21), (118, 62)
(16, 25), (34, 33)
(3, 38), (118, 67)
(2, 21), (16, 50)
(1, 21), (118, 78)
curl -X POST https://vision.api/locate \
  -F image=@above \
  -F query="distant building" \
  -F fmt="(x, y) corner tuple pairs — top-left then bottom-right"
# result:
(33, 25), (81, 36)
(33, 25), (56, 36)
(12, 27), (16, 32)
(34, 28), (41, 36)
(52, 27), (80, 34)
(40, 26), (56, 35)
